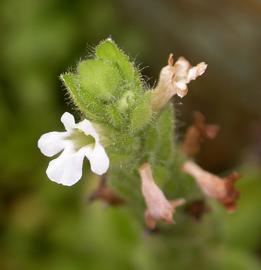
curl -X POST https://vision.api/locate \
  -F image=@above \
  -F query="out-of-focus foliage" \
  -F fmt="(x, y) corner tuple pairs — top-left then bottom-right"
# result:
(1, 166), (261, 270)
(0, 0), (261, 269)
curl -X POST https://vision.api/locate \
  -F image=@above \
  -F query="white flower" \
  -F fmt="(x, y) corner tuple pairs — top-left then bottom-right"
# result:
(173, 56), (207, 98)
(151, 54), (207, 111)
(159, 54), (207, 99)
(38, 112), (109, 186)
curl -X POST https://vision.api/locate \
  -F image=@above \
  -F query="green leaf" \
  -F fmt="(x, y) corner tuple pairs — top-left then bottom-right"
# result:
(78, 59), (121, 101)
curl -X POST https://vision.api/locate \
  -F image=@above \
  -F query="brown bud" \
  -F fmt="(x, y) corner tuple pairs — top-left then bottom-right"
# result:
(139, 163), (185, 229)
(182, 161), (240, 212)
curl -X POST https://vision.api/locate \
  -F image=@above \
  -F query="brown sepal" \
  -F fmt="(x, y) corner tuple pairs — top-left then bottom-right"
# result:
(218, 172), (240, 212)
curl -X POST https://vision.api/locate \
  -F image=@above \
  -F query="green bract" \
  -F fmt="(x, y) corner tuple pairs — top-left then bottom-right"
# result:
(60, 39), (195, 204)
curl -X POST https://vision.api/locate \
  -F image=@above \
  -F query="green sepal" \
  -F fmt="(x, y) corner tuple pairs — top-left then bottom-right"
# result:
(130, 95), (152, 132)
(60, 72), (81, 108)
(142, 122), (159, 165)
(105, 104), (126, 129)
(61, 73), (105, 122)
(155, 105), (175, 164)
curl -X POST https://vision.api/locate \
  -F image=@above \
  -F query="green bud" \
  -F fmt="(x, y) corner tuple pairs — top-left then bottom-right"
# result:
(95, 39), (140, 85)
(118, 91), (135, 112)
(78, 59), (121, 101)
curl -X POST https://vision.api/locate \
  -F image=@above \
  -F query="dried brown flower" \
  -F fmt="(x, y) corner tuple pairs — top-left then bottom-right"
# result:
(182, 161), (240, 212)
(185, 199), (211, 221)
(88, 175), (124, 206)
(181, 111), (220, 156)
(139, 163), (185, 229)
(151, 54), (207, 111)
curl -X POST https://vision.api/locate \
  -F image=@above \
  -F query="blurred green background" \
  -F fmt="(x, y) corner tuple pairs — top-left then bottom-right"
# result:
(1, 0), (261, 269)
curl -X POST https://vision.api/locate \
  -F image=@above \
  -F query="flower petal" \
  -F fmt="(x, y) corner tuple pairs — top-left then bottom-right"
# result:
(46, 148), (85, 186)
(84, 144), (109, 175)
(175, 57), (190, 70)
(187, 67), (198, 81)
(38, 131), (67, 157)
(176, 81), (187, 90)
(176, 81), (188, 98)
(188, 63), (207, 81)
(77, 119), (99, 141)
(61, 112), (76, 131)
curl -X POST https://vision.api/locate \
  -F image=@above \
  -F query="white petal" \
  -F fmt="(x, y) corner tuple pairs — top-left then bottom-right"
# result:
(84, 144), (109, 175)
(176, 81), (187, 90)
(61, 112), (76, 131)
(188, 67), (197, 81)
(196, 62), (207, 76)
(38, 131), (67, 157)
(176, 87), (188, 98)
(77, 119), (99, 141)
(176, 57), (190, 69)
(46, 148), (85, 186)
(188, 63), (207, 81)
